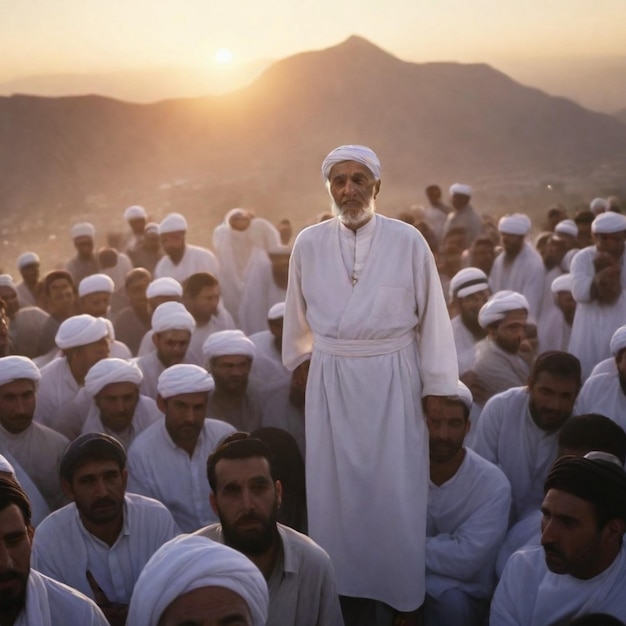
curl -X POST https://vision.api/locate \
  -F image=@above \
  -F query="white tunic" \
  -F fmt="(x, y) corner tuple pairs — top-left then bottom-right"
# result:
(31, 493), (180, 604)
(34, 357), (81, 433)
(537, 306), (571, 354)
(450, 315), (479, 375)
(126, 418), (235, 532)
(427, 448), (511, 600)
(590, 356), (615, 378)
(576, 372), (626, 430)
(249, 330), (291, 394)
(491, 544), (626, 624)
(283, 214), (458, 610)
(153, 244), (220, 284)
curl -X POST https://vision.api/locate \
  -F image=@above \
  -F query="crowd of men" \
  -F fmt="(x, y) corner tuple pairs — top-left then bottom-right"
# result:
(0, 145), (625, 625)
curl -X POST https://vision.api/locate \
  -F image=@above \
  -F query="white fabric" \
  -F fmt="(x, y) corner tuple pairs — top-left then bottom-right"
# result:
(577, 372), (626, 430)
(456, 380), (473, 409)
(126, 418), (235, 531)
(55, 315), (108, 350)
(17, 251), (40, 269)
(478, 290), (529, 328)
(592, 211), (626, 233)
(151, 301), (194, 334)
(71, 222), (95, 239)
(31, 493), (180, 604)
(498, 213), (531, 236)
(321, 144), (381, 180)
(154, 243), (220, 284)
(203, 329), (256, 364)
(158, 212), (187, 234)
(146, 277), (182, 299)
(537, 306), (572, 354)
(449, 267), (489, 300)
(555, 219), (578, 238)
(551, 273), (572, 293)
(450, 315), (480, 376)
(84, 358), (142, 397)
(283, 213), (458, 610)
(135, 351), (170, 400)
(78, 274), (114, 297)
(610, 324), (626, 355)
(124, 205), (147, 221)
(0, 274), (17, 290)
(590, 197), (610, 214)
(0, 356), (40, 386)
(449, 183), (472, 197)
(157, 363), (214, 399)
(427, 448), (511, 600)
(536, 265), (563, 336)
(590, 356), (616, 378)
(249, 330), (291, 395)
(186, 305), (237, 366)
(126, 534), (269, 626)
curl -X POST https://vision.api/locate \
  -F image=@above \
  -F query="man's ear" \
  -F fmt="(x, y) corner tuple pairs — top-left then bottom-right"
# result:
(374, 180), (381, 199)
(209, 492), (218, 516)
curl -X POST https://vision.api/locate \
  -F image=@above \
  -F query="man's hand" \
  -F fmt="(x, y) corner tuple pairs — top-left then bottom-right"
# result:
(86, 571), (128, 626)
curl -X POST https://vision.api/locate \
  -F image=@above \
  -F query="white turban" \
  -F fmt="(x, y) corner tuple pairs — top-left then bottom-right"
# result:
(146, 277), (182, 299)
(0, 275), (17, 292)
(203, 330), (256, 364)
(457, 380), (473, 410)
(0, 356), (40, 388)
(123, 205), (147, 221)
(478, 290), (529, 328)
(268, 302), (286, 320)
(321, 145), (381, 181)
(84, 358), (143, 397)
(551, 273), (573, 294)
(71, 222), (95, 240)
(78, 274), (115, 297)
(498, 213), (532, 236)
(144, 222), (159, 235)
(225, 208), (249, 225)
(159, 213), (188, 234)
(55, 315), (108, 350)
(592, 212), (626, 234)
(449, 267), (489, 300)
(590, 197), (610, 213)
(151, 302), (194, 334)
(610, 326), (626, 357)
(126, 534), (268, 626)
(157, 364), (215, 399)
(0, 454), (15, 475)
(449, 183), (472, 197)
(16, 252), (40, 270)
(554, 220), (578, 238)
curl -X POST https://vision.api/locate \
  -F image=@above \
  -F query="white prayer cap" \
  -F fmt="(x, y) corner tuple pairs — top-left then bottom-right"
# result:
(267, 302), (286, 320)
(478, 290), (529, 328)
(146, 277), (182, 299)
(551, 273), (573, 294)
(449, 183), (472, 197)
(159, 212), (187, 234)
(449, 267), (489, 300)
(0, 455), (14, 475)
(84, 358), (143, 397)
(610, 325), (626, 356)
(55, 315), (108, 350)
(225, 208), (249, 224)
(123, 205), (147, 221)
(554, 219), (578, 238)
(456, 380), (473, 410)
(0, 275), (17, 292)
(78, 273), (115, 297)
(126, 534), (268, 626)
(590, 197), (610, 214)
(203, 330), (256, 363)
(157, 364), (214, 399)
(591, 212), (626, 234)
(144, 222), (160, 235)
(0, 356), (41, 388)
(498, 213), (532, 236)
(71, 222), (95, 240)
(321, 145), (381, 181)
(16, 252), (40, 269)
(151, 301), (195, 334)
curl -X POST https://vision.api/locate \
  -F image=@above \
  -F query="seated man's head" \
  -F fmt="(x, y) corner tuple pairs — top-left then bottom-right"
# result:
(182, 273), (220, 326)
(78, 273), (115, 317)
(558, 414), (626, 463)
(479, 290), (529, 355)
(146, 277), (182, 315)
(551, 274), (576, 326)
(203, 331), (256, 397)
(449, 268), (490, 336)
(158, 213), (188, 261)
(151, 302), (194, 368)
(44, 270), (75, 320)
(0, 357), (40, 435)
(71, 223), (96, 259)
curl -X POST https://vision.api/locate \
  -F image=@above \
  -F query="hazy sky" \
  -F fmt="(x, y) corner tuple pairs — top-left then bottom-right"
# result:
(3, 0), (625, 81)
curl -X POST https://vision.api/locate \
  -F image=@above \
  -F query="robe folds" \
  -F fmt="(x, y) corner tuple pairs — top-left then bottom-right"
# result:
(283, 214), (458, 611)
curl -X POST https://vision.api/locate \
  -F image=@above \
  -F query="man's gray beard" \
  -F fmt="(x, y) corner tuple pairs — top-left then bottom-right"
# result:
(331, 200), (375, 228)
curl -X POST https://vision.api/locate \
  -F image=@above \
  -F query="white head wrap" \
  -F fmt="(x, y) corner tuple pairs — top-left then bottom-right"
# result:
(157, 364), (215, 399)
(321, 145), (381, 181)
(478, 290), (529, 328)
(123, 205), (147, 221)
(554, 220), (578, 238)
(71, 222), (95, 240)
(0, 454), (15, 475)
(126, 534), (268, 626)
(456, 380), (473, 410)
(0, 275), (17, 292)
(592, 212), (626, 234)
(144, 222), (160, 235)
(146, 277), (182, 299)
(610, 325), (626, 357)
(449, 267), (489, 300)
(449, 183), (472, 197)
(159, 213), (188, 234)
(551, 273), (573, 294)
(267, 302), (286, 320)
(84, 358), (143, 397)
(151, 302), (195, 334)
(590, 197), (610, 214)
(16, 252), (40, 270)
(78, 273), (115, 297)
(55, 315), (108, 350)
(0, 356), (41, 388)
(202, 330), (256, 364)
(225, 208), (250, 226)
(498, 213), (532, 236)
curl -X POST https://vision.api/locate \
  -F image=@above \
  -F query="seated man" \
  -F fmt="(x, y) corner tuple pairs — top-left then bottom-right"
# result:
(127, 534), (269, 626)
(491, 454), (626, 624)
(31, 433), (179, 625)
(197, 432), (344, 626)
(425, 381), (511, 626)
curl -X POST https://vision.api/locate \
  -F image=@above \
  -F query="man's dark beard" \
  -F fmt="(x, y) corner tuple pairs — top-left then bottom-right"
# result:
(0, 569), (28, 613)
(220, 503), (279, 557)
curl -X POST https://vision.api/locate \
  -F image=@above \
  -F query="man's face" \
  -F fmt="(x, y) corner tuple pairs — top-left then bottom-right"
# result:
(186, 286), (220, 325)
(0, 289), (18, 320)
(543, 237), (566, 268)
(0, 380), (36, 435)
(95, 382), (139, 433)
(0, 504), (32, 615)
(427, 402), (469, 464)
(74, 236), (94, 258)
(211, 456), (281, 556)
(153, 330), (190, 367)
(20, 264), (39, 285)
(556, 291), (576, 321)
(47, 278), (75, 318)
(160, 231), (186, 257)
(328, 161), (380, 228)
(80, 292), (110, 318)
(490, 309), (527, 354)
(528, 371), (579, 432)
(128, 217), (146, 235)
(458, 290), (489, 331)
(160, 392), (208, 449)
(126, 277), (150, 312)
(470, 242), (496, 274)
(501, 233), (525, 258)
(541, 488), (618, 579)
(451, 193), (470, 210)
(211, 356), (252, 396)
(73, 337), (110, 374)
(595, 231), (626, 259)
(228, 214), (251, 232)
(64, 459), (127, 526)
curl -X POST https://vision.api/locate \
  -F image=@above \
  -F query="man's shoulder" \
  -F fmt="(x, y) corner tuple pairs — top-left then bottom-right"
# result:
(482, 386), (529, 416)
(39, 356), (67, 377)
(35, 502), (78, 537)
(193, 522), (223, 541)
(278, 523), (334, 571)
(502, 544), (546, 581)
(187, 244), (216, 259)
(127, 419), (165, 455)
(202, 418), (237, 442)
(123, 492), (178, 524)
(30, 421), (70, 446)
(463, 448), (511, 490)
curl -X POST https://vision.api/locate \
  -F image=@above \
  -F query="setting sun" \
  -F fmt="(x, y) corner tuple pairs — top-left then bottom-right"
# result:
(215, 48), (233, 65)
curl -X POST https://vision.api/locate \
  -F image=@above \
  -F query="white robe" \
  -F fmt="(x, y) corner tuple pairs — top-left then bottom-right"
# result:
(186, 306), (236, 366)
(126, 418), (235, 532)
(34, 357), (81, 433)
(153, 244), (220, 284)
(450, 315), (479, 375)
(249, 330), (291, 394)
(427, 448), (511, 600)
(31, 493), (180, 604)
(283, 214), (458, 610)
(577, 372), (626, 430)
(536, 265), (562, 331)
(537, 306), (571, 354)
(590, 356), (615, 378)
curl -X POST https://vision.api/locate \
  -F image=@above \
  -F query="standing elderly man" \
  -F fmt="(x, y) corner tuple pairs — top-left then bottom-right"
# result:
(283, 145), (458, 624)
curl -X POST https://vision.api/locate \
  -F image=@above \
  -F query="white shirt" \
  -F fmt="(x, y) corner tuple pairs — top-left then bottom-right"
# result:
(154, 244), (220, 284)
(577, 372), (626, 430)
